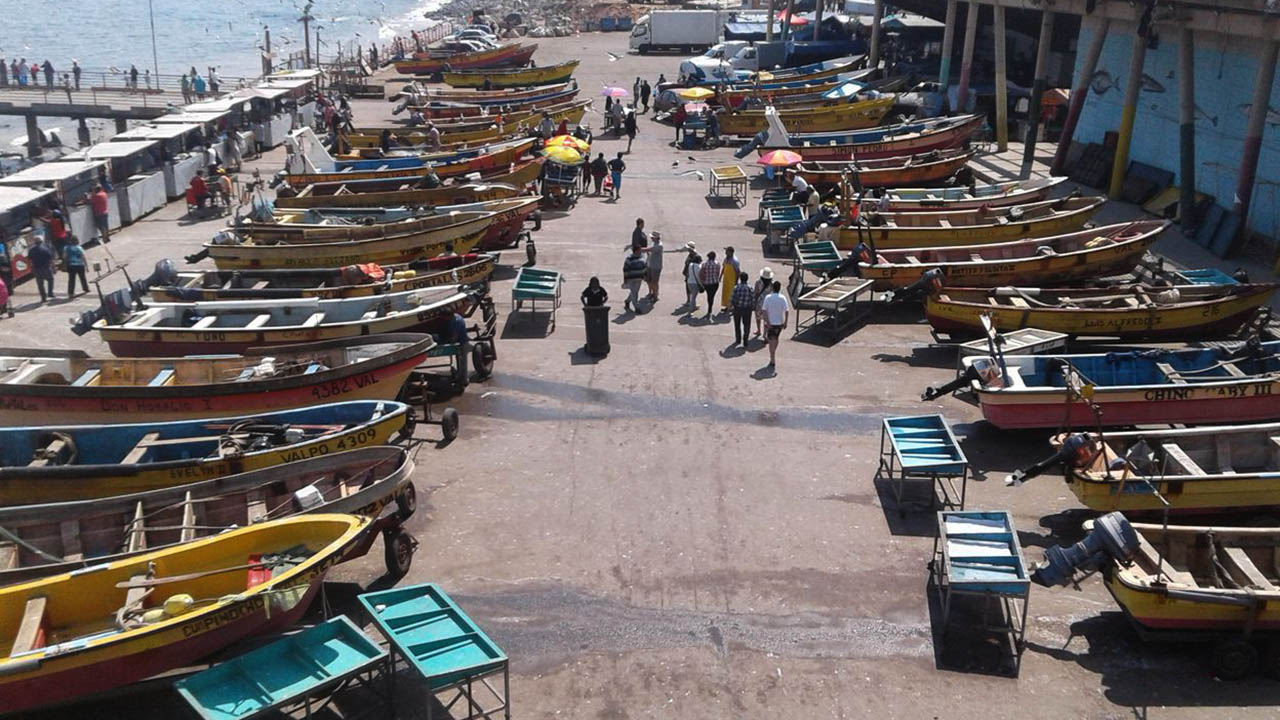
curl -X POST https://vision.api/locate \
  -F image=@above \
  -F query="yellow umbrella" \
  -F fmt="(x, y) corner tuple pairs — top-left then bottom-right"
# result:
(546, 134), (590, 152)
(675, 86), (715, 101)
(544, 145), (584, 165)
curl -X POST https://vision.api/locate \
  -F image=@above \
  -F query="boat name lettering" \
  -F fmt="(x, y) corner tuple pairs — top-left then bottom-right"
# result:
(0, 396), (37, 411)
(197, 332), (228, 342)
(310, 373), (378, 400)
(99, 397), (211, 413)
(168, 463), (228, 481)
(181, 596), (266, 638)
(334, 427), (378, 451)
(1142, 387), (1191, 401)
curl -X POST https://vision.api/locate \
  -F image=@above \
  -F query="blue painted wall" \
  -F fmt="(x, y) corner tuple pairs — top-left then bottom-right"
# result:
(1071, 22), (1280, 243)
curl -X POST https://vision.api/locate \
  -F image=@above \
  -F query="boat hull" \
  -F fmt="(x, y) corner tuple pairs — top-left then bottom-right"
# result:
(797, 152), (973, 189)
(416, 89), (578, 119)
(273, 180), (527, 210)
(774, 114), (984, 161)
(395, 43), (537, 75)
(719, 96), (895, 135)
(1105, 573), (1280, 633)
(1067, 473), (1280, 514)
(442, 60), (579, 88)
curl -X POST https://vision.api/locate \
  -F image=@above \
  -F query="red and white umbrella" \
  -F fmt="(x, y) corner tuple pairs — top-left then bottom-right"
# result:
(757, 149), (803, 167)
(601, 86), (630, 98)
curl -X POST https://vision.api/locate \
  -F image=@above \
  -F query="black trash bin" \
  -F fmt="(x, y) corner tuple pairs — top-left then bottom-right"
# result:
(583, 305), (610, 356)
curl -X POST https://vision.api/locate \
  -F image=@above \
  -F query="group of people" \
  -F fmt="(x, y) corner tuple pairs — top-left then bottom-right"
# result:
(0, 58), (64, 89)
(187, 168), (235, 212)
(180, 66), (221, 104)
(611, 219), (792, 369)
(601, 96), (638, 150)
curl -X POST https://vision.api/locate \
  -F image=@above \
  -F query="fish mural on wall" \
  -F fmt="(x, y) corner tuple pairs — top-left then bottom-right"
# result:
(1089, 70), (1167, 96)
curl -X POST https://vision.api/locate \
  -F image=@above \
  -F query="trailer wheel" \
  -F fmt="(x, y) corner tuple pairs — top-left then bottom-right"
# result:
(383, 528), (414, 577)
(439, 407), (460, 441)
(1210, 639), (1258, 680)
(473, 341), (496, 380)
(395, 483), (417, 520)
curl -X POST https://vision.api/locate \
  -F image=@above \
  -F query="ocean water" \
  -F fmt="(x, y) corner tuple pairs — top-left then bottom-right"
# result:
(0, 0), (446, 149)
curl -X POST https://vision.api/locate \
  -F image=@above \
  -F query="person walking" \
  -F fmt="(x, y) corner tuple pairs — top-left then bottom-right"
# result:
(684, 251), (702, 315)
(719, 246), (740, 313)
(631, 218), (647, 249)
(61, 73), (73, 103)
(180, 73), (191, 104)
(42, 59), (53, 88)
(606, 153), (626, 200)
(639, 80), (651, 113)
(621, 245), (647, 314)
(208, 67), (220, 95)
(63, 237), (89, 297)
(632, 76), (641, 98)
(193, 73), (206, 100)
(730, 272), (755, 347)
(698, 251), (721, 320)
(72, 60), (81, 90)
(672, 104), (686, 145)
(27, 234), (55, 302)
(754, 267), (774, 336)
(589, 152), (607, 195)
(129, 64), (138, 91)
(645, 231), (666, 302)
(761, 281), (790, 369)
(623, 108), (637, 153)
(88, 184), (111, 244)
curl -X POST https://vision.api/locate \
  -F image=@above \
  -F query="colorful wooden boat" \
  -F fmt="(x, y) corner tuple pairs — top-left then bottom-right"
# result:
(794, 149), (974, 189)
(395, 42), (537, 75)
(351, 99), (589, 149)
(391, 80), (575, 104)
(0, 514), (369, 713)
(694, 56), (863, 87)
(841, 196), (1106, 249)
(857, 220), (1166, 289)
(717, 96), (896, 136)
(0, 400), (409, 504)
(443, 59), (580, 88)
(757, 112), (984, 161)
(717, 69), (876, 107)
(284, 127), (536, 174)
(94, 287), (478, 356)
(958, 340), (1280, 429)
(0, 447), (414, 584)
(281, 157), (541, 198)
(327, 136), (538, 177)
(410, 87), (580, 120)
(1040, 424), (1280, 514)
(274, 180), (526, 211)
(0, 335), (432, 425)
(926, 282), (1279, 339)
(152, 254), (496, 303)
(1101, 521), (1280, 633)
(203, 210), (493, 269)
(857, 177), (1067, 211)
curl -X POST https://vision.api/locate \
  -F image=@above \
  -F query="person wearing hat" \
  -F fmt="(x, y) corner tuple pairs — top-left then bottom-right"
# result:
(644, 231), (666, 302)
(719, 246), (740, 313)
(215, 168), (233, 208)
(753, 267), (775, 337)
(684, 249), (702, 315)
(761, 280), (790, 369)
(697, 250), (721, 321)
(729, 270), (755, 347)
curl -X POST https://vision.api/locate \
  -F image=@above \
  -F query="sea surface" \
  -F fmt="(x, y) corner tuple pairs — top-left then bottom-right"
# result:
(0, 0), (446, 148)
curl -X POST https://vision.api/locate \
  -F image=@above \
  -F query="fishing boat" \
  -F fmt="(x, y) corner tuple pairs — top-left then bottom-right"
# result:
(957, 340), (1280, 429)
(0, 514), (369, 713)
(395, 42), (537, 75)
(841, 196), (1106, 249)
(391, 80), (575, 104)
(857, 177), (1067, 211)
(351, 99), (589, 149)
(328, 135), (539, 176)
(279, 157), (542, 199)
(151, 253), (497, 303)
(857, 220), (1166, 289)
(0, 335), (432, 425)
(693, 55), (864, 87)
(926, 282), (1278, 339)
(0, 400), (410, 505)
(793, 148), (974, 189)
(717, 69), (877, 107)
(409, 87), (581, 120)
(753, 112), (984, 161)
(201, 210), (493, 269)
(283, 127), (534, 175)
(237, 197), (538, 248)
(0, 447), (414, 584)
(717, 96), (896, 136)
(274, 180), (525, 211)
(1019, 424), (1280, 514)
(92, 286), (478, 356)
(443, 59), (580, 88)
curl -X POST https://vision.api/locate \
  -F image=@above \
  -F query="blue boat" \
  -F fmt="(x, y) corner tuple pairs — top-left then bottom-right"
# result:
(0, 400), (411, 506)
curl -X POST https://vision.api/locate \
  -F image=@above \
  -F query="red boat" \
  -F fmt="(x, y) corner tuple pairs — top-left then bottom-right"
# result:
(415, 87), (580, 120)
(437, 196), (541, 250)
(395, 42), (537, 76)
(758, 113), (984, 162)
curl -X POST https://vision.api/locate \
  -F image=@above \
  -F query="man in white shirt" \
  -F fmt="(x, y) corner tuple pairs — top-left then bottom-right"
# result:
(789, 170), (810, 204)
(760, 280), (790, 369)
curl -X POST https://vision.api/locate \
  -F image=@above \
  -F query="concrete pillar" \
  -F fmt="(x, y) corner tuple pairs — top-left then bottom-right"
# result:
(1231, 38), (1279, 247)
(1178, 27), (1196, 231)
(77, 118), (91, 147)
(868, 0), (884, 69)
(955, 0), (979, 113)
(115, 117), (128, 134)
(24, 116), (42, 159)
(765, 0), (776, 41)
(1051, 15), (1109, 176)
(993, 5), (1008, 151)
(938, 0), (958, 89)
(263, 27), (272, 77)
(813, 0), (823, 42)
(1108, 28), (1149, 199)
(1021, 10), (1055, 177)
(780, 0), (797, 44)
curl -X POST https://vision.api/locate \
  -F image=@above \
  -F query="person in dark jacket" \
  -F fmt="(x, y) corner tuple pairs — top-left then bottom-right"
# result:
(589, 153), (607, 196)
(621, 246), (647, 314)
(26, 235), (56, 302)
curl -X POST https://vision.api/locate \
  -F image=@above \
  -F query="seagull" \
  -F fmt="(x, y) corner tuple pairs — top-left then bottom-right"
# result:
(606, 52), (621, 62)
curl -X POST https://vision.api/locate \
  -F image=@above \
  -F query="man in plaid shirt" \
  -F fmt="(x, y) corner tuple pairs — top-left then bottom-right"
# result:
(729, 271), (754, 346)
(698, 251), (721, 320)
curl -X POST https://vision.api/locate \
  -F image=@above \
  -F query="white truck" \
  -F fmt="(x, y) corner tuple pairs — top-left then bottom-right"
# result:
(629, 10), (723, 54)
(677, 42), (754, 83)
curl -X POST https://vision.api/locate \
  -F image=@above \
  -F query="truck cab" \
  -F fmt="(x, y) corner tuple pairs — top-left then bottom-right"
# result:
(678, 42), (751, 83)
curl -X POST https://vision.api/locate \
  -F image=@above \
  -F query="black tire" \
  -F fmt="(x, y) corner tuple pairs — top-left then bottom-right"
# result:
(383, 528), (414, 577)
(395, 483), (417, 520)
(1210, 639), (1258, 680)
(472, 341), (495, 380)
(441, 407), (460, 441)
(397, 407), (417, 442)
(637, 45), (649, 55)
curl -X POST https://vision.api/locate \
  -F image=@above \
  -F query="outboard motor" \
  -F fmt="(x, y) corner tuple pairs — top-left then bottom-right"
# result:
(885, 267), (944, 303)
(1030, 512), (1140, 587)
(1005, 433), (1092, 486)
(1231, 268), (1250, 283)
(921, 363), (982, 401)
(69, 287), (136, 336)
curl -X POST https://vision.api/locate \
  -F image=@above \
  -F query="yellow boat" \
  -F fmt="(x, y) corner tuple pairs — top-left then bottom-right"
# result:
(926, 282), (1279, 340)
(0, 400), (409, 505)
(841, 196), (1105, 249)
(716, 96), (895, 136)
(442, 59), (580, 88)
(274, 179), (529, 211)
(348, 99), (589, 149)
(0, 514), (370, 714)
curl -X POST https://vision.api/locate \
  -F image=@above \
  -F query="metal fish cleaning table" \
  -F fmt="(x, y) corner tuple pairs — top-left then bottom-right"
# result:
(511, 266), (563, 332)
(764, 205), (807, 255)
(360, 582), (510, 720)
(794, 276), (874, 341)
(877, 414), (968, 510)
(708, 165), (748, 205)
(931, 510), (1030, 675)
(175, 617), (392, 720)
